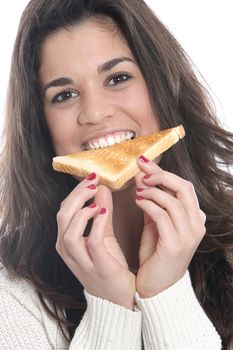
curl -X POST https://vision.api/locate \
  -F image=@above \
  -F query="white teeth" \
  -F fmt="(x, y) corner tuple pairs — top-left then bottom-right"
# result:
(115, 135), (122, 143)
(107, 136), (115, 146)
(120, 134), (125, 141)
(126, 131), (133, 140)
(99, 138), (108, 148)
(93, 142), (100, 149)
(82, 131), (135, 151)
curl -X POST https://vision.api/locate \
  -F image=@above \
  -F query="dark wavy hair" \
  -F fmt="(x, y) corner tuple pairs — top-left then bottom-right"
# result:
(1, 0), (233, 347)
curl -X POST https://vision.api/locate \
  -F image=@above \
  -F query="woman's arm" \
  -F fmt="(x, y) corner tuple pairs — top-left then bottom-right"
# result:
(136, 271), (221, 350)
(0, 280), (141, 350)
(0, 287), (63, 350)
(55, 174), (142, 348)
(70, 290), (141, 349)
(134, 157), (221, 349)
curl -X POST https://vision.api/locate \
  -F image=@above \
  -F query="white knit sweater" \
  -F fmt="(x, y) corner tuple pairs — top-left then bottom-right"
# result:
(0, 265), (221, 349)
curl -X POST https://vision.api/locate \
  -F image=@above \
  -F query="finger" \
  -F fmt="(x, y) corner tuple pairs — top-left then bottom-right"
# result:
(135, 197), (179, 246)
(200, 209), (206, 224)
(86, 208), (118, 274)
(94, 185), (114, 238)
(137, 157), (201, 224)
(135, 172), (154, 226)
(58, 204), (99, 271)
(143, 172), (203, 237)
(57, 181), (98, 234)
(136, 187), (194, 240)
(137, 156), (174, 196)
(134, 170), (148, 190)
(94, 185), (113, 214)
(60, 172), (99, 208)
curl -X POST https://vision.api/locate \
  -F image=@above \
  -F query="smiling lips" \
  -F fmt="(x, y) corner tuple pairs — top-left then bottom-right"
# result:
(80, 130), (135, 151)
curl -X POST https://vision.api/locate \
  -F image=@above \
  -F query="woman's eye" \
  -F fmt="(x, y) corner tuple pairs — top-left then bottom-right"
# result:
(52, 90), (79, 104)
(107, 73), (131, 87)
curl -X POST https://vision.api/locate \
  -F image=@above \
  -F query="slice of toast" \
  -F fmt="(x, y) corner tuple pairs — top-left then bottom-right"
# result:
(52, 125), (185, 189)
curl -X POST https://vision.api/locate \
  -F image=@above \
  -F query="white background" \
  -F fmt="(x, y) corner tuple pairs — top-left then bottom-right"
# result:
(0, 1), (232, 135)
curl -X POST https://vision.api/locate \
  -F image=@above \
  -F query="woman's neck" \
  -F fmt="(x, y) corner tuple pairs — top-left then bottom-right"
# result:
(112, 183), (143, 269)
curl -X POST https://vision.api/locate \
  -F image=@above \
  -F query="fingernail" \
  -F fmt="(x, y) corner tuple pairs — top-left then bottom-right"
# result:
(99, 208), (107, 215)
(87, 184), (97, 190)
(136, 195), (144, 201)
(88, 202), (97, 208)
(87, 172), (96, 181)
(143, 175), (151, 180)
(139, 155), (149, 163)
(137, 188), (144, 192)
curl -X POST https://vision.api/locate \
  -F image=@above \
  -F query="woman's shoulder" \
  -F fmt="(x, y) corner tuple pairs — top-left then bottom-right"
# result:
(0, 265), (69, 348)
(0, 263), (43, 317)
(0, 263), (34, 294)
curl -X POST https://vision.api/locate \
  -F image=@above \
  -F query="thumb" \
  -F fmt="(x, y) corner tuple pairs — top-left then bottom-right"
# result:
(94, 185), (114, 236)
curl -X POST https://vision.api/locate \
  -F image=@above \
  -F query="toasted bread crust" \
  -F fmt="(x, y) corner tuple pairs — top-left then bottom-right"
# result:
(53, 125), (185, 189)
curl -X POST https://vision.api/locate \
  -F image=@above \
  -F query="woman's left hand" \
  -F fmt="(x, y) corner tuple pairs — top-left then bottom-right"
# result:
(134, 156), (206, 298)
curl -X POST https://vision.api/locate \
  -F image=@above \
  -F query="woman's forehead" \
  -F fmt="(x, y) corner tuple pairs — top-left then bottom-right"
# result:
(39, 18), (131, 77)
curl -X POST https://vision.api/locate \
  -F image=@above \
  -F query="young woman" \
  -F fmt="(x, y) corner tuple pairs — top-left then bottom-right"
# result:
(1, 0), (233, 349)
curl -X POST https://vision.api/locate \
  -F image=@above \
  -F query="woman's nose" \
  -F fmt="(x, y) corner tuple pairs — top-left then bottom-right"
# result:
(77, 91), (116, 125)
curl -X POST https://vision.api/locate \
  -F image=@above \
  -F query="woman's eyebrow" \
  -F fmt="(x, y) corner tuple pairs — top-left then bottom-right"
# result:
(43, 77), (73, 94)
(98, 56), (135, 73)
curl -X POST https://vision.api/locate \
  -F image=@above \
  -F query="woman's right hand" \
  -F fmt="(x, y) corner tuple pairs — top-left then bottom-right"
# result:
(56, 173), (136, 310)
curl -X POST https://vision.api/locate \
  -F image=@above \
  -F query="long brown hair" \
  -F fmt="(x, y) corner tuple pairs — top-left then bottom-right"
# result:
(1, 0), (233, 347)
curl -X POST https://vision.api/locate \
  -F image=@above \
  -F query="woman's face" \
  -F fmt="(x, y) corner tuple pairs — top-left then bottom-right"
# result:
(40, 17), (159, 156)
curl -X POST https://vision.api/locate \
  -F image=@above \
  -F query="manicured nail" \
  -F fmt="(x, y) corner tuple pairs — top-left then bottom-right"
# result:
(137, 188), (144, 192)
(99, 208), (107, 215)
(143, 175), (151, 180)
(136, 195), (144, 201)
(87, 184), (97, 190)
(88, 202), (97, 208)
(87, 172), (96, 181)
(139, 155), (149, 163)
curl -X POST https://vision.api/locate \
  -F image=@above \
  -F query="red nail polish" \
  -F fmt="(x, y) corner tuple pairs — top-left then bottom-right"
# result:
(88, 202), (97, 208)
(137, 188), (144, 192)
(136, 195), (144, 201)
(87, 172), (96, 181)
(143, 175), (151, 180)
(99, 208), (107, 215)
(139, 155), (149, 163)
(87, 184), (97, 190)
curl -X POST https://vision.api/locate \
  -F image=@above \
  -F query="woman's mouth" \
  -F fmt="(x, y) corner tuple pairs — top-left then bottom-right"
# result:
(80, 130), (136, 151)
